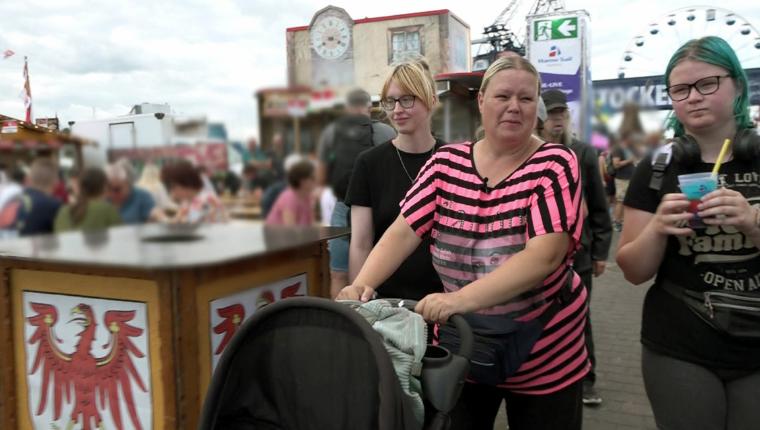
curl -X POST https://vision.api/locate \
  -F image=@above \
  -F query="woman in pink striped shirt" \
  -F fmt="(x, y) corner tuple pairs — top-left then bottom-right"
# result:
(338, 56), (587, 429)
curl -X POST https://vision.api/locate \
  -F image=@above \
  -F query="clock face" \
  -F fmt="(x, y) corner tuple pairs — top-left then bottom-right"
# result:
(311, 16), (350, 60)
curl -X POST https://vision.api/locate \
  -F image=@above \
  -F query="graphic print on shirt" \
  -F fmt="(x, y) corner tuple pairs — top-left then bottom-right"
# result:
(433, 195), (538, 316)
(401, 142), (589, 393)
(674, 171), (760, 291)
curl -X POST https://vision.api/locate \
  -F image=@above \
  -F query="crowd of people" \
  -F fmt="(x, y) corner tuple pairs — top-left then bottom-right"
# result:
(0, 126), (332, 236)
(0, 157), (237, 237)
(0, 34), (757, 430)
(337, 55), (591, 429)
(330, 36), (758, 430)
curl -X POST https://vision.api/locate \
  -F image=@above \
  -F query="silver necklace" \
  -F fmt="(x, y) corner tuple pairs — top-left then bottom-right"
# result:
(395, 141), (435, 183)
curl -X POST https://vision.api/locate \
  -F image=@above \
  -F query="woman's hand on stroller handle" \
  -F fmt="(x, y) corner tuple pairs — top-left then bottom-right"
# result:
(415, 291), (478, 324)
(336, 284), (376, 302)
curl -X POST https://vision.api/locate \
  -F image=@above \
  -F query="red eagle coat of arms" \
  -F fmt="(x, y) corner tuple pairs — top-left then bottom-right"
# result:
(210, 275), (307, 370)
(24, 295), (151, 430)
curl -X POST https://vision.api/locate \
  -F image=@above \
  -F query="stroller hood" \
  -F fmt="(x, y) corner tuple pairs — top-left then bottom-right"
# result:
(199, 297), (419, 430)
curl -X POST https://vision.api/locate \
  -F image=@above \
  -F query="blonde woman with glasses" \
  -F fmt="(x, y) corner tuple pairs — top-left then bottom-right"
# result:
(343, 61), (446, 301)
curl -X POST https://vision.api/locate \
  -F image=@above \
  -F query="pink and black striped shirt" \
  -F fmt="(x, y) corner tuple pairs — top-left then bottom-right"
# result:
(400, 141), (589, 394)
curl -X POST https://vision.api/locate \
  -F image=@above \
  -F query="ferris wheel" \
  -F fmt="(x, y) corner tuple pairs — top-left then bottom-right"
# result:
(617, 6), (760, 78)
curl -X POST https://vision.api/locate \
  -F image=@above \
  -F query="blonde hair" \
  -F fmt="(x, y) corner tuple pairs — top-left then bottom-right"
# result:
(136, 163), (163, 189)
(381, 61), (437, 111)
(29, 158), (58, 189)
(619, 103), (644, 140)
(479, 56), (541, 96)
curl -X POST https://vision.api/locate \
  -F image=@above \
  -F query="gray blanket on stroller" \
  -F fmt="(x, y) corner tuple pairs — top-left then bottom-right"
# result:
(350, 300), (427, 426)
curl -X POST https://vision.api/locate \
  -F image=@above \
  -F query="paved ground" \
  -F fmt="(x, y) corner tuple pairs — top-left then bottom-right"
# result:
(577, 260), (657, 430)
(493, 233), (658, 429)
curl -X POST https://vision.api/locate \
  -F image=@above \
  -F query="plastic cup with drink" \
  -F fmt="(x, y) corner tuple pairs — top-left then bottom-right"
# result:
(676, 138), (731, 229)
(678, 172), (718, 228)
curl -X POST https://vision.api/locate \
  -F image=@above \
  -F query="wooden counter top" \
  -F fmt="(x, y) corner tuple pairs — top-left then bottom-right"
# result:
(0, 222), (348, 271)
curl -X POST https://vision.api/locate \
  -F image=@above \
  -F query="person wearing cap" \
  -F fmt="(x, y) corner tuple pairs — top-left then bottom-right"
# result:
(540, 89), (612, 406)
(534, 94), (548, 135)
(339, 56), (588, 430)
(317, 88), (397, 297)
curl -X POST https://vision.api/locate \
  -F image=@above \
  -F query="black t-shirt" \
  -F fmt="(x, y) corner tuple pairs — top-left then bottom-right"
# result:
(345, 139), (446, 300)
(612, 147), (636, 180)
(568, 139), (612, 271)
(14, 187), (61, 236)
(624, 154), (760, 370)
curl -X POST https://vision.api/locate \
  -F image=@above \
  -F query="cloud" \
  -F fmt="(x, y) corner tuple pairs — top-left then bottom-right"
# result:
(0, 0), (758, 142)
(0, 0), (295, 141)
(569, 1), (760, 77)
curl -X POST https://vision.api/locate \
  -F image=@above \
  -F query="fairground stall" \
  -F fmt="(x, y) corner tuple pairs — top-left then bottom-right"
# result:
(432, 72), (484, 144)
(0, 115), (92, 171)
(256, 86), (333, 156)
(0, 222), (347, 429)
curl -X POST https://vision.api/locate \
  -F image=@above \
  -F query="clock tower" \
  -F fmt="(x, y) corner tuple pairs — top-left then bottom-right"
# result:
(309, 6), (355, 88)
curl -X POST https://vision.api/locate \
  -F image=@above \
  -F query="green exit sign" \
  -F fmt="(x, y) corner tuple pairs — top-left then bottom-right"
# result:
(534, 17), (578, 41)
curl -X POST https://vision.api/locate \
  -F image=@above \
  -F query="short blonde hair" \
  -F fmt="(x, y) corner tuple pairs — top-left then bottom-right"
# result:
(29, 158), (58, 189)
(381, 61), (437, 111)
(480, 56), (541, 96)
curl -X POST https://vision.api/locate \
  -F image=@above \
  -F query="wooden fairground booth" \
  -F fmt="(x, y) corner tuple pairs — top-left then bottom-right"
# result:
(432, 72), (484, 145)
(256, 86), (350, 159)
(0, 115), (91, 171)
(0, 222), (348, 429)
(255, 86), (392, 156)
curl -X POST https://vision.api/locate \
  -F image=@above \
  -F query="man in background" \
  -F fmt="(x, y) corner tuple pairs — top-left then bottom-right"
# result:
(105, 159), (156, 224)
(317, 89), (396, 297)
(14, 158), (62, 236)
(541, 89), (612, 406)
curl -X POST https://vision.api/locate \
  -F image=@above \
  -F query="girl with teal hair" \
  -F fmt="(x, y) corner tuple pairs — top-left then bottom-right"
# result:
(618, 36), (760, 430)
(665, 36), (754, 136)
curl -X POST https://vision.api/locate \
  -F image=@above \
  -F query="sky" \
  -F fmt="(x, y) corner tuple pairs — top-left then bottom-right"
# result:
(1, 0), (758, 142)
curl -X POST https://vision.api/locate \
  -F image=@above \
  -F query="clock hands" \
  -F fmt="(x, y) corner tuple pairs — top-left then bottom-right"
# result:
(311, 15), (350, 59)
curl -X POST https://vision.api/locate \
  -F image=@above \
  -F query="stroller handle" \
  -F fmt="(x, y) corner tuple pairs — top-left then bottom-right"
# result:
(381, 298), (473, 359)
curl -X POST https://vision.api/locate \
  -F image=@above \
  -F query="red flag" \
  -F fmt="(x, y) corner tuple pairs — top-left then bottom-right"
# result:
(23, 56), (32, 122)
(2, 49), (14, 59)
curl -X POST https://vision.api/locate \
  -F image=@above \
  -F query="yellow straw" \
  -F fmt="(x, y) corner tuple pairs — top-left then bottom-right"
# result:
(711, 138), (732, 177)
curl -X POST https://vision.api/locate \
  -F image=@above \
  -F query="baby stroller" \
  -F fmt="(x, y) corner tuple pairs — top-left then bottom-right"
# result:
(198, 296), (472, 430)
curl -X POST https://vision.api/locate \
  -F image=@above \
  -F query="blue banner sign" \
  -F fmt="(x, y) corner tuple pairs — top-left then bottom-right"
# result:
(593, 68), (760, 114)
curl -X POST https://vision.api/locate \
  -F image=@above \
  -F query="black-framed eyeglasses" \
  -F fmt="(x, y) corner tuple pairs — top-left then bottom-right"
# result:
(381, 95), (416, 111)
(666, 74), (731, 101)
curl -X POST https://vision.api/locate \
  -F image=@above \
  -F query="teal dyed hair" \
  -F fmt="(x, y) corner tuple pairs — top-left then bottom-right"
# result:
(664, 36), (752, 137)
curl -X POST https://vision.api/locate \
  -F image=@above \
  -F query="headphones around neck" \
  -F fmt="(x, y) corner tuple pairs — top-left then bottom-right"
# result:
(672, 128), (760, 168)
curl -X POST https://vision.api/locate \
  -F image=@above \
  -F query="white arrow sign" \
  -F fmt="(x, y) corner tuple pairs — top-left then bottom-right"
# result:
(557, 19), (577, 37)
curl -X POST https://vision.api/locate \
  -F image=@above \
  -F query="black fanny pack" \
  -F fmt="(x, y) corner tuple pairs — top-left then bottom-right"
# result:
(661, 281), (760, 339)
(438, 274), (577, 386)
